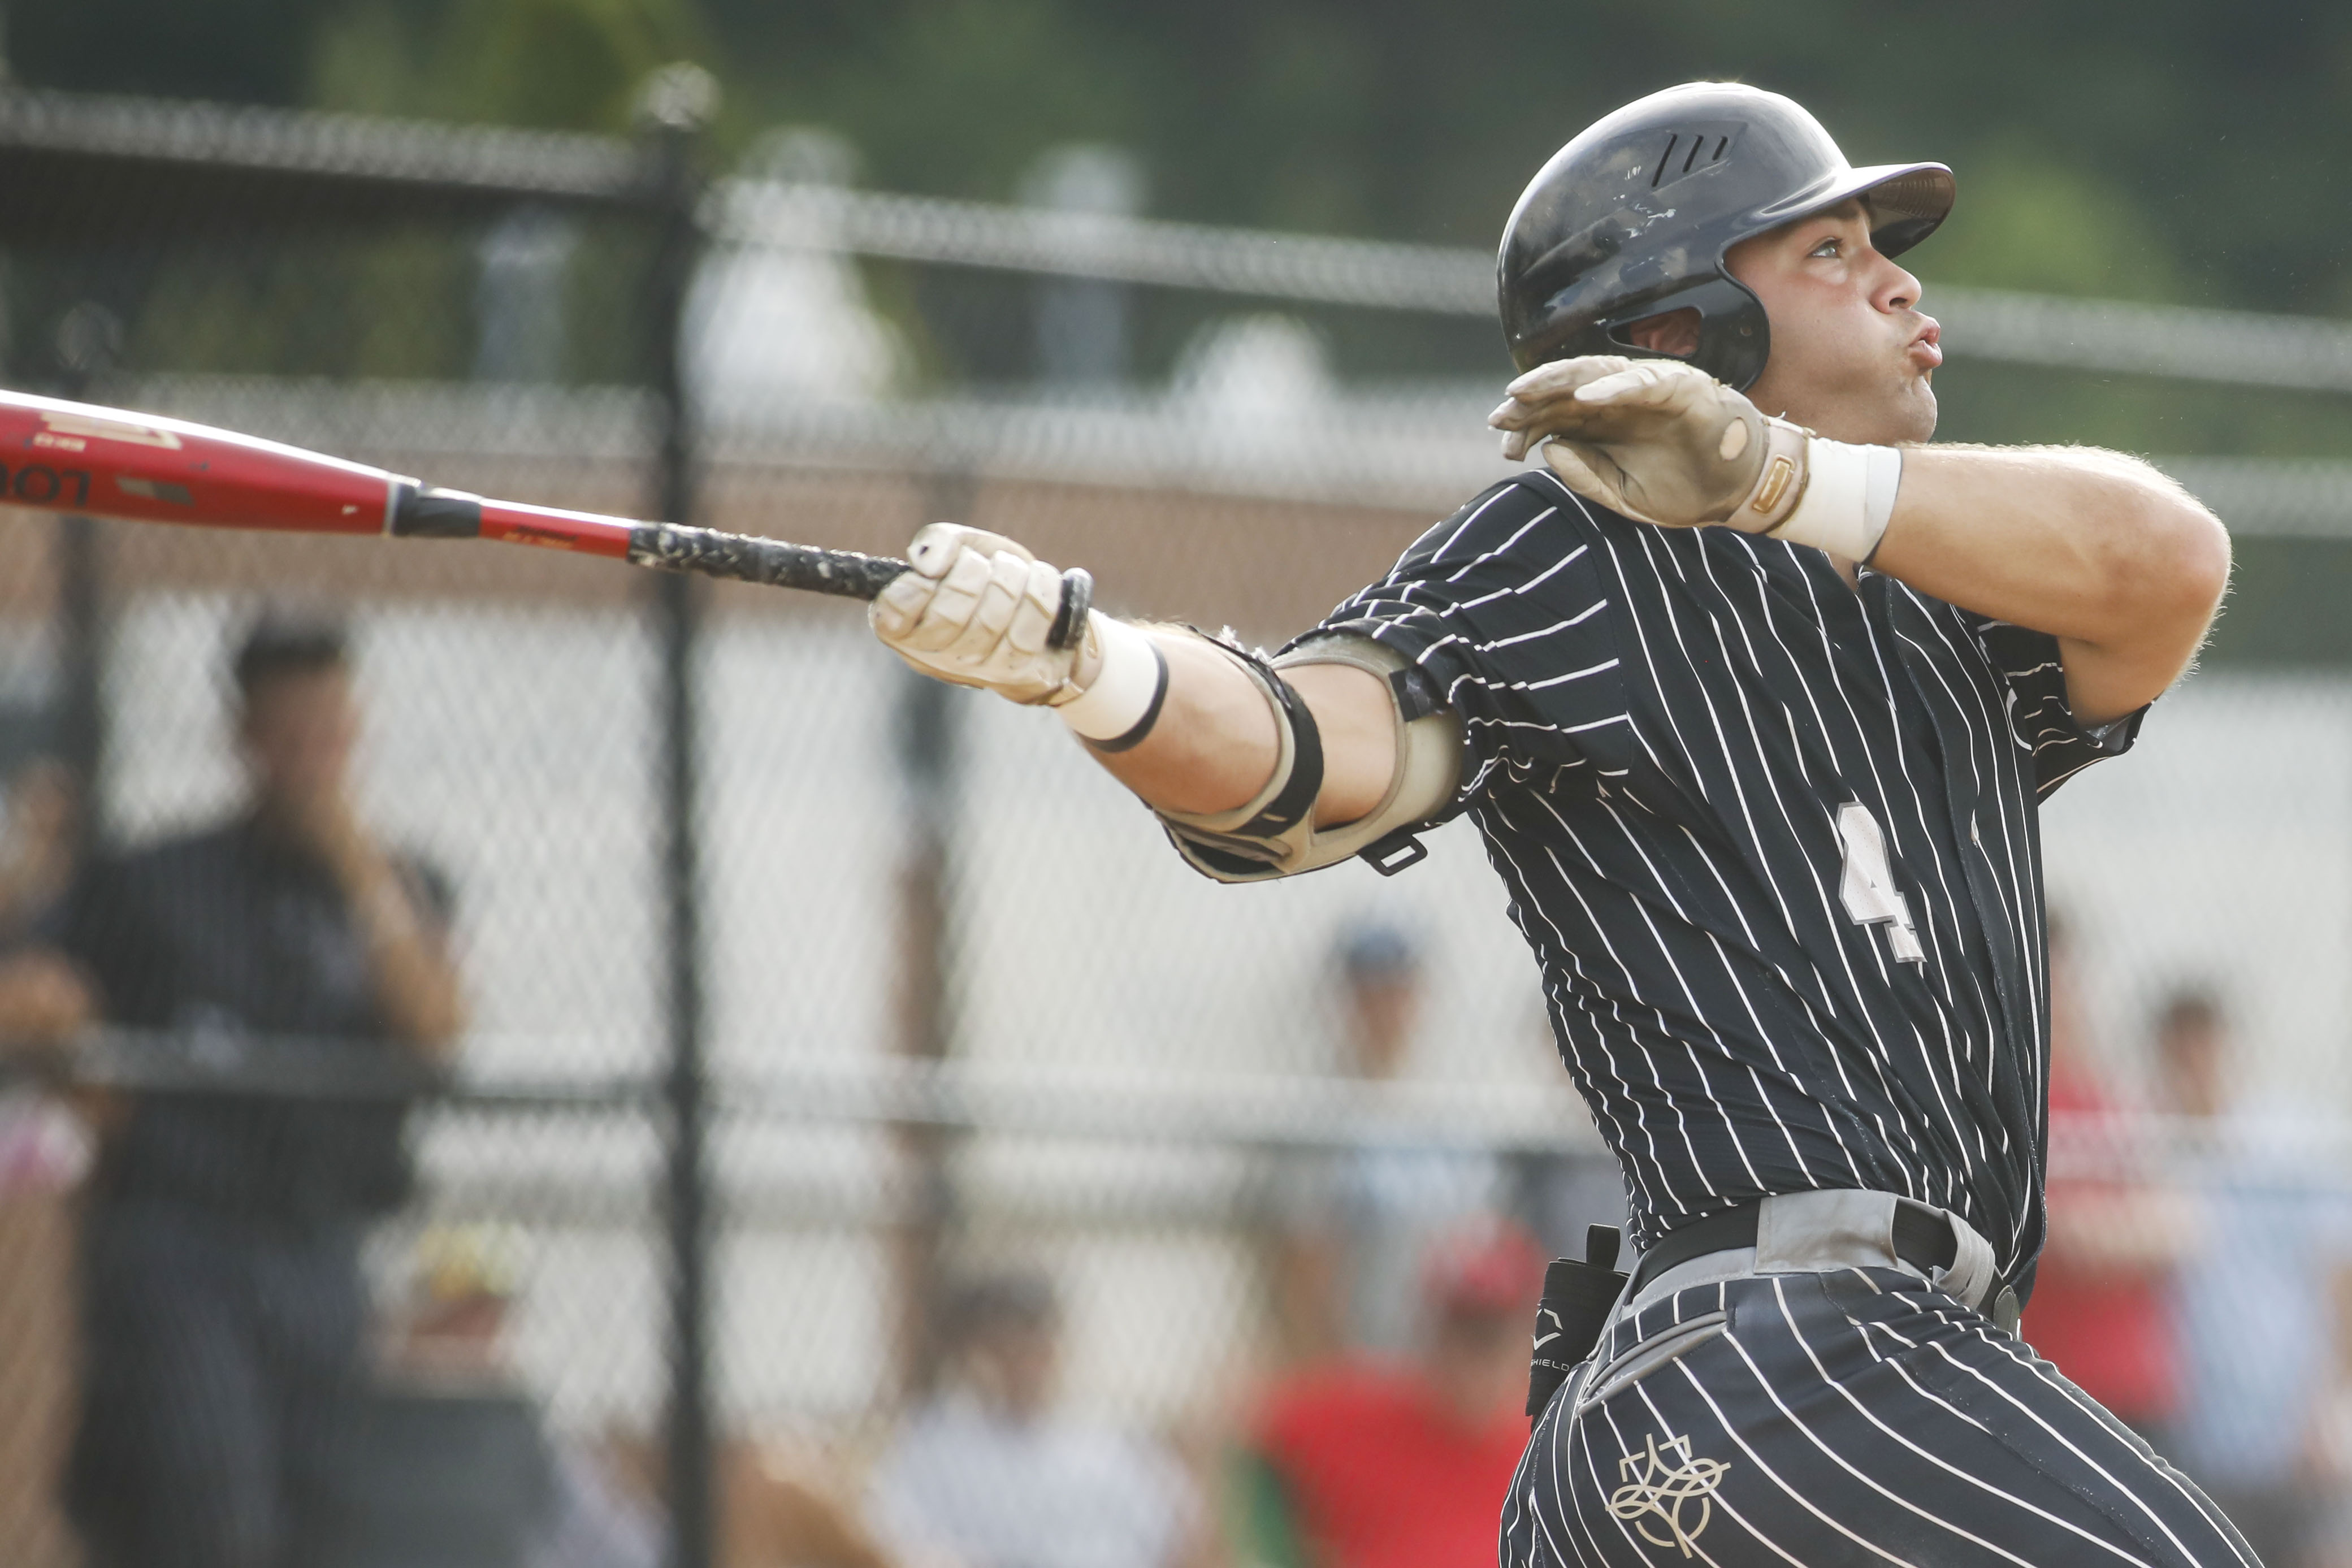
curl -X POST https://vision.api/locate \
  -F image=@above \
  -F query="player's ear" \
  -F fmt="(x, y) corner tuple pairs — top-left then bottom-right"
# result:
(1621, 309), (1702, 358)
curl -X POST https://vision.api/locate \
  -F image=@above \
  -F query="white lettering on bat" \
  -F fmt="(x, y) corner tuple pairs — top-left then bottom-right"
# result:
(41, 411), (181, 450)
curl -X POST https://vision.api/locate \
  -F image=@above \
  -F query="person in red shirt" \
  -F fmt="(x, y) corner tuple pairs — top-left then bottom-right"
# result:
(1238, 1218), (1541, 1568)
(2022, 918), (2196, 1445)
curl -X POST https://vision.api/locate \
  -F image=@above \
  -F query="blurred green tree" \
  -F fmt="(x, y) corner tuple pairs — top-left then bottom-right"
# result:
(306, 0), (707, 128)
(6, 0), (320, 104)
(1901, 141), (2182, 302)
(17, 0), (2352, 319)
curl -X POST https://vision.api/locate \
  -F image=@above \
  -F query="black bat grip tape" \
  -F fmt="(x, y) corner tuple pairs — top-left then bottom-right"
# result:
(627, 523), (906, 599)
(625, 525), (1093, 651)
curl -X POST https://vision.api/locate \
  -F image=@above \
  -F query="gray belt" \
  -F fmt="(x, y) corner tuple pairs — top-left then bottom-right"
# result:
(1631, 1190), (2015, 1328)
(1560, 1191), (2019, 1423)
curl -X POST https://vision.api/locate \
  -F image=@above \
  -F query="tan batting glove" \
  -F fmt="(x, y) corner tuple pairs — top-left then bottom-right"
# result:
(1488, 357), (1810, 533)
(869, 523), (1101, 705)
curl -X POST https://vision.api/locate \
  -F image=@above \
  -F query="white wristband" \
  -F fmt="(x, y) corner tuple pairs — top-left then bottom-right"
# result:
(1055, 614), (1168, 744)
(1769, 439), (1904, 562)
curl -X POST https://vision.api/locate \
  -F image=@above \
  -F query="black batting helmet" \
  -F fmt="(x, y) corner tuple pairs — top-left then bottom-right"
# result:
(1498, 83), (1954, 390)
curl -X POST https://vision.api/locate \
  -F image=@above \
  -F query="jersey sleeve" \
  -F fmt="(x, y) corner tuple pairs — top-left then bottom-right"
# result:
(1298, 475), (1628, 810)
(1966, 615), (2144, 799)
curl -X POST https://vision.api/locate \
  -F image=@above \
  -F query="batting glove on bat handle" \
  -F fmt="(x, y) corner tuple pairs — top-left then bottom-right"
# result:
(870, 522), (1132, 709)
(629, 522), (1090, 652)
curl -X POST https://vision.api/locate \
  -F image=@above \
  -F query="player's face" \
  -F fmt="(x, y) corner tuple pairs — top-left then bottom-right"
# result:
(1726, 200), (1941, 445)
(970, 1320), (1059, 1420)
(240, 668), (358, 810)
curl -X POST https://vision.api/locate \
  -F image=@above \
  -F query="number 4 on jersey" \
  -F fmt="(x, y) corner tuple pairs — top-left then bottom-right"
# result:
(1835, 803), (1926, 964)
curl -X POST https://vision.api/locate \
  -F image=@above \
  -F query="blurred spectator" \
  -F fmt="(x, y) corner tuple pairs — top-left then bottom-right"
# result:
(2303, 1266), (2352, 1568)
(53, 613), (465, 1568)
(0, 755), (80, 933)
(383, 1224), (891, 1568)
(1237, 1218), (1540, 1568)
(344, 1224), (569, 1568)
(596, 1436), (898, 1568)
(2158, 990), (2350, 1568)
(348, 1224), (669, 1568)
(1268, 923), (1505, 1361)
(2021, 919), (2190, 1446)
(870, 1268), (1204, 1568)
(0, 756), (93, 1056)
(0, 756), (93, 1568)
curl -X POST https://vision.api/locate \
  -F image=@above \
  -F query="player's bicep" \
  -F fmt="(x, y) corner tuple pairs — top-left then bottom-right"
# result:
(2056, 632), (2173, 731)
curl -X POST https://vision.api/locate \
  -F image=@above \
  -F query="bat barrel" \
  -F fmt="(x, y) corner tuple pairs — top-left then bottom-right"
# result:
(0, 390), (1089, 650)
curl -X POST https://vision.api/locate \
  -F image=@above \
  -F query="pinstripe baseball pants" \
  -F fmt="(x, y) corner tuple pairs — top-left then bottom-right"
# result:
(1505, 1266), (2258, 1568)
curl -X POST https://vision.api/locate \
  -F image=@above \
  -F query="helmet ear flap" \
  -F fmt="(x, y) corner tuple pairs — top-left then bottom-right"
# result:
(1591, 273), (1770, 392)
(1688, 273), (1770, 391)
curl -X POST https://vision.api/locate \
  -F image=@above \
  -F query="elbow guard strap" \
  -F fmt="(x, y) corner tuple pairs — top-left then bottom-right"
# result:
(1158, 631), (1466, 884)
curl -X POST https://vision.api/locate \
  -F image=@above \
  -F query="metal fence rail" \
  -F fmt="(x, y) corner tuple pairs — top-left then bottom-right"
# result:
(0, 86), (649, 220)
(7, 85), (2352, 392)
(729, 178), (2352, 395)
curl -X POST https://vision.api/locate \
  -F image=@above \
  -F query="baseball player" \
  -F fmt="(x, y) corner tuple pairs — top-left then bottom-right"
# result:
(870, 82), (2245, 1566)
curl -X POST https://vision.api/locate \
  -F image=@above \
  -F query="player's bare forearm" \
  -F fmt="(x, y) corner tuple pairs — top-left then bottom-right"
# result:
(868, 525), (1402, 830)
(1087, 629), (1396, 825)
(1868, 445), (2230, 725)
(326, 834), (466, 1059)
(362, 919), (466, 1060)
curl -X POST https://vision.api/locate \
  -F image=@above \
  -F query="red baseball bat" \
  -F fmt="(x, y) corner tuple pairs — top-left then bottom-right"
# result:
(0, 388), (1092, 646)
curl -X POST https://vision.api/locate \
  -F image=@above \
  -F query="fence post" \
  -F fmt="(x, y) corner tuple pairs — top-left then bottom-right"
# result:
(890, 466), (974, 1404)
(50, 304), (122, 851)
(636, 62), (720, 1568)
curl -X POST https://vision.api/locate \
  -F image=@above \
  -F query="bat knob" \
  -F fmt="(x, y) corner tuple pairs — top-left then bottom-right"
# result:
(1046, 568), (1093, 652)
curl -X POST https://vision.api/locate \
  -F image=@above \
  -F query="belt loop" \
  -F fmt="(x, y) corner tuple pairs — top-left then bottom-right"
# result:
(1925, 1208), (1998, 1311)
(1754, 1189), (1903, 1274)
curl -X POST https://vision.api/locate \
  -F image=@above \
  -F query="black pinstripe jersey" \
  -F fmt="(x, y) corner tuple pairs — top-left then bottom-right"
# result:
(1310, 469), (2140, 1293)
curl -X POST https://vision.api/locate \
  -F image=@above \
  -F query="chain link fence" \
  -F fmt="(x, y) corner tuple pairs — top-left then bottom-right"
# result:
(1, 80), (2350, 1568)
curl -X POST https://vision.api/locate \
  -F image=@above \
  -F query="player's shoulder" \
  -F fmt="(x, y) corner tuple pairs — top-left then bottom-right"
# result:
(1889, 577), (2056, 675)
(53, 821), (241, 959)
(100, 818), (246, 886)
(1392, 469), (1610, 582)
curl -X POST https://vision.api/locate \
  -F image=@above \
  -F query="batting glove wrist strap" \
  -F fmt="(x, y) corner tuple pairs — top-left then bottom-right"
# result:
(1762, 437), (1903, 562)
(1057, 615), (1168, 746)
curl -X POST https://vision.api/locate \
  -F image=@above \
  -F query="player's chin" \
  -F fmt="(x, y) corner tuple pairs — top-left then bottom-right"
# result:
(1885, 371), (1938, 444)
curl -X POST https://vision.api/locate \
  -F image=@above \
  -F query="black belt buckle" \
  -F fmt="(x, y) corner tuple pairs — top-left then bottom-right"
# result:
(1527, 1224), (1627, 1428)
